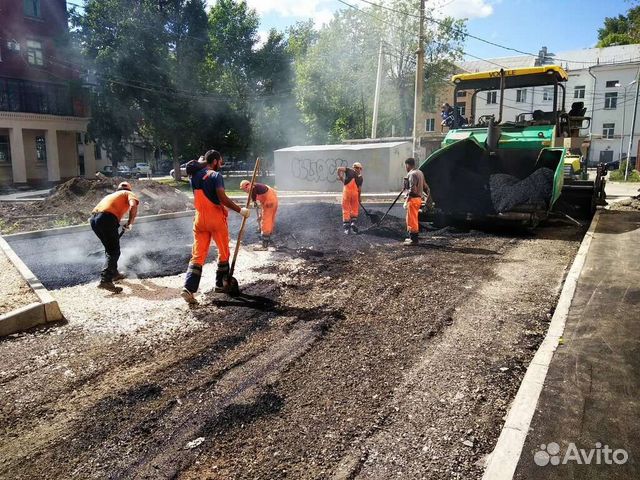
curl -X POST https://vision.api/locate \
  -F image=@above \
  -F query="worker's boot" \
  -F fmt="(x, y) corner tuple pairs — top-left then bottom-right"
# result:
(181, 288), (198, 305)
(262, 234), (270, 249)
(403, 232), (419, 245)
(98, 281), (123, 294)
(215, 262), (230, 293)
(112, 272), (126, 282)
(343, 222), (351, 235)
(350, 220), (359, 234)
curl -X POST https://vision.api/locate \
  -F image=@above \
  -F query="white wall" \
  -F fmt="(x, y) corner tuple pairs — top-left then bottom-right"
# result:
(274, 142), (411, 192)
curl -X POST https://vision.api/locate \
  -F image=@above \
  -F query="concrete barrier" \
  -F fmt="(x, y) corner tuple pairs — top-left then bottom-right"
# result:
(0, 235), (64, 336)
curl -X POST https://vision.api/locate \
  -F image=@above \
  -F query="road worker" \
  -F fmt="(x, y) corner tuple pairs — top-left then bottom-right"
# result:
(90, 181), (139, 293)
(403, 157), (430, 245)
(337, 162), (363, 234)
(181, 150), (250, 304)
(239, 180), (278, 249)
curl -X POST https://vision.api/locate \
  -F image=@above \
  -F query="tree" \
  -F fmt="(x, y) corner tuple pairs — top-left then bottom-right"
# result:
(597, 6), (640, 47)
(73, 0), (209, 178)
(292, 0), (465, 143)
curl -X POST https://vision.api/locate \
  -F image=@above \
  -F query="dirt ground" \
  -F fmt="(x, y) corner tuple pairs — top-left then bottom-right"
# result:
(0, 249), (38, 316)
(610, 195), (640, 211)
(0, 203), (584, 479)
(0, 176), (192, 234)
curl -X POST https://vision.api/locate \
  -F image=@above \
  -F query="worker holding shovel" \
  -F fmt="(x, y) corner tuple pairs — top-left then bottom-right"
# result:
(403, 157), (430, 245)
(337, 162), (363, 234)
(90, 181), (139, 293)
(239, 180), (278, 249)
(181, 150), (250, 305)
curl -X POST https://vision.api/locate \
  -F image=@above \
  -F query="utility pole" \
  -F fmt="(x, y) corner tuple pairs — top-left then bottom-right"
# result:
(625, 68), (640, 181)
(371, 40), (384, 139)
(412, 0), (425, 159)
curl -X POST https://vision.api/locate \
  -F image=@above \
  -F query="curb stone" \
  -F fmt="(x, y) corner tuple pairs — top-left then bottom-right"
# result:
(0, 235), (64, 336)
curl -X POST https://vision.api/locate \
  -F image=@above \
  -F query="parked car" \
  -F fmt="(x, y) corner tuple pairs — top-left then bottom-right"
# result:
(116, 165), (133, 178)
(169, 163), (188, 180)
(604, 160), (620, 171)
(99, 165), (114, 177)
(131, 162), (152, 176)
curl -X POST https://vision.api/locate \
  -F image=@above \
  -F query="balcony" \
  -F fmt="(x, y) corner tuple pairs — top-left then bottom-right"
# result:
(0, 78), (89, 117)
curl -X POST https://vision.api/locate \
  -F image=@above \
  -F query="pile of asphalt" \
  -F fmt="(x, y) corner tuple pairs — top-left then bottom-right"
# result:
(489, 167), (554, 213)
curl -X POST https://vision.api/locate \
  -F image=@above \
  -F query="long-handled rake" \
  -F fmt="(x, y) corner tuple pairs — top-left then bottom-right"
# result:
(224, 157), (261, 296)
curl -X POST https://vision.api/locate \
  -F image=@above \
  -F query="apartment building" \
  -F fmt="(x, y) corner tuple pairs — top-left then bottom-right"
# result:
(0, 0), (95, 186)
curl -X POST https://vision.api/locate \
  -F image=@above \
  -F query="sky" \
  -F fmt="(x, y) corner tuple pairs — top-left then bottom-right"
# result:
(207, 0), (634, 60)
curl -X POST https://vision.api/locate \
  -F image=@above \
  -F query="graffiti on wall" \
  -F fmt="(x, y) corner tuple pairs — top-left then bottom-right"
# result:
(290, 157), (348, 183)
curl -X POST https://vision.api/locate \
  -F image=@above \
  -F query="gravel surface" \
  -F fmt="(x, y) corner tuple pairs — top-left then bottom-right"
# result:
(0, 249), (38, 316)
(0, 203), (584, 479)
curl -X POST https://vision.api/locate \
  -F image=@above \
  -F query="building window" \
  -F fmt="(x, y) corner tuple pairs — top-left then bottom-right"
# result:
(602, 123), (615, 139)
(26, 40), (43, 66)
(516, 89), (527, 103)
(604, 92), (618, 109)
(542, 87), (554, 101)
(457, 104), (466, 117)
(35, 135), (47, 163)
(606, 80), (619, 88)
(95, 144), (102, 160)
(0, 135), (10, 163)
(425, 93), (436, 111)
(24, 0), (41, 18)
(456, 90), (466, 98)
(486, 91), (497, 104)
(574, 85), (585, 99)
(425, 118), (435, 132)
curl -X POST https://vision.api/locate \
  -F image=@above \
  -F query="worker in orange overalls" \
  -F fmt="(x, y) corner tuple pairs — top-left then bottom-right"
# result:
(240, 180), (278, 249)
(181, 150), (250, 304)
(90, 181), (139, 293)
(337, 162), (363, 234)
(403, 157), (430, 245)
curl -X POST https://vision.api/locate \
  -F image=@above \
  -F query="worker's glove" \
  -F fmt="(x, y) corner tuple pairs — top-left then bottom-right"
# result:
(240, 207), (251, 218)
(123, 223), (133, 231)
(403, 200), (408, 210)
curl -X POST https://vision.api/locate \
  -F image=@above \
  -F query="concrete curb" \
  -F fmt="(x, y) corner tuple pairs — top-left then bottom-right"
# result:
(4, 209), (196, 240)
(481, 209), (602, 480)
(0, 235), (64, 336)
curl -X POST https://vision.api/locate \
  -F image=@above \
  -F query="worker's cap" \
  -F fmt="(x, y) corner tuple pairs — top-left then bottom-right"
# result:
(117, 181), (132, 191)
(352, 162), (363, 170)
(239, 180), (251, 189)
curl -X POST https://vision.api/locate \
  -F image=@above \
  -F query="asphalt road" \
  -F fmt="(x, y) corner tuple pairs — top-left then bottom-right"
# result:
(6, 213), (255, 290)
(6, 203), (404, 290)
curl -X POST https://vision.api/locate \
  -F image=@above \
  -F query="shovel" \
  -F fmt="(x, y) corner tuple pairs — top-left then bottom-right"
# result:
(224, 157), (261, 296)
(359, 200), (381, 224)
(360, 188), (405, 233)
(87, 226), (126, 257)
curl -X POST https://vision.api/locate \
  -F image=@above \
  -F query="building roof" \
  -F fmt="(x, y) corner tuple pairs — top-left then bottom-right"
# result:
(458, 44), (640, 74)
(275, 142), (410, 152)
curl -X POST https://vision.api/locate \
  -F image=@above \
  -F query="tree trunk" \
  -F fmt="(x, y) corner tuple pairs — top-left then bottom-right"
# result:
(173, 136), (181, 181)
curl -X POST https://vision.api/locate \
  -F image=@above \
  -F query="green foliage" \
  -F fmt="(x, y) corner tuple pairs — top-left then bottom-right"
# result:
(292, 0), (466, 143)
(609, 160), (640, 181)
(597, 6), (640, 46)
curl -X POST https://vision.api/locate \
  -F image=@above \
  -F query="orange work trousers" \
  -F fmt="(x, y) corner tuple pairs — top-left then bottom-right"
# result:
(406, 197), (422, 233)
(342, 181), (360, 222)
(190, 205), (230, 265)
(256, 188), (278, 236)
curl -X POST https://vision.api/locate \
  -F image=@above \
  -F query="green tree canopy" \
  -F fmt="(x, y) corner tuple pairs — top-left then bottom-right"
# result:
(597, 6), (640, 47)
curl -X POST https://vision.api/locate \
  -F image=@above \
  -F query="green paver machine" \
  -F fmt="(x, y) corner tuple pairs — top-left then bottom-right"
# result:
(420, 66), (607, 228)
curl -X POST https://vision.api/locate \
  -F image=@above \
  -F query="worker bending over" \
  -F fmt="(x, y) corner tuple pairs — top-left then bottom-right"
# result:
(403, 157), (430, 245)
(240, 180), (278, 249)
(182, 150), (250, 304)
(90, 181), (139, 293)
(337, 162), (363, 234)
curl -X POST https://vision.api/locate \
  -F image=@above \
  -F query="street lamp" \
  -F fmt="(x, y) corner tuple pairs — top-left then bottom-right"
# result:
(624, 69), (640, 181)
(615, 80), (636, 164)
